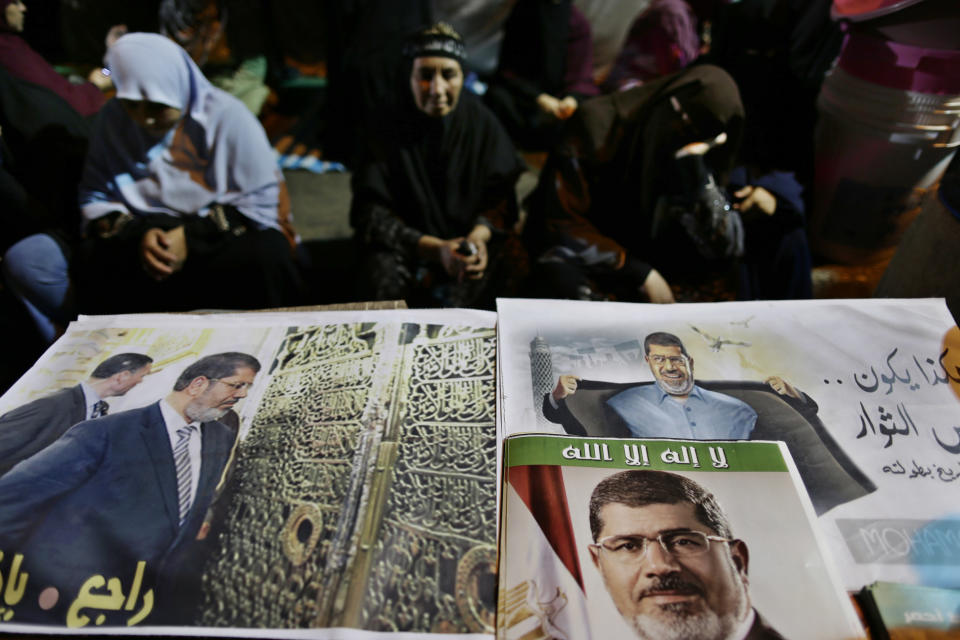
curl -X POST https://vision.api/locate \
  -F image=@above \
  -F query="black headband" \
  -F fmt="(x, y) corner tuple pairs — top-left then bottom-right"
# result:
(403, 34), (466, 63)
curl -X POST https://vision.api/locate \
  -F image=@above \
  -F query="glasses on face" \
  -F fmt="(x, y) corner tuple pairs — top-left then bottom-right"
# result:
(590, 530), (732, 563)
(208, 378), (252, 392)
(648, 355), (687, 367)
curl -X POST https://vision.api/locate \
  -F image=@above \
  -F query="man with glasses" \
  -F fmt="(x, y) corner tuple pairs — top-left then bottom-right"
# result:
(550, 331), (757, 439)
(588, 469), (785, 640)
(0, 351), (260, 625)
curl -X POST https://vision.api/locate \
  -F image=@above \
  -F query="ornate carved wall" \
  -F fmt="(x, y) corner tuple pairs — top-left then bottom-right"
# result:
(198, 322), (497, 632)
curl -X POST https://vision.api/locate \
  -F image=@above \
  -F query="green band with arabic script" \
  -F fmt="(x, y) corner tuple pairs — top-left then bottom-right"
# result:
(504, 436), (789, 472)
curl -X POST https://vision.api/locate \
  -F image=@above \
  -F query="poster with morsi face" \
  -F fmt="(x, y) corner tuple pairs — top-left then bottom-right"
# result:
(497, 297), (960, 591)
(498, 436), (865, 640)
(0, 309), (499, 638)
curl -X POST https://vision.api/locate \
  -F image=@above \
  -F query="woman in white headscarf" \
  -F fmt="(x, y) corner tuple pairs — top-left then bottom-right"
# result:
(76, 31), (302, 313)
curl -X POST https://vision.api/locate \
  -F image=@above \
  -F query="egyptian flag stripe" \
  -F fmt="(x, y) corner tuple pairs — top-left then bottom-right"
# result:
(508, 464), (584, 590)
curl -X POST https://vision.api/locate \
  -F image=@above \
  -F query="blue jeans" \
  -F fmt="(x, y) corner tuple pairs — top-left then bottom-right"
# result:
(2, 234), (73, 343)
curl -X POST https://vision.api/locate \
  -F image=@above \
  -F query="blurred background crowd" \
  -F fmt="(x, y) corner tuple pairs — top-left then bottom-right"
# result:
(0, 0), (958, 393)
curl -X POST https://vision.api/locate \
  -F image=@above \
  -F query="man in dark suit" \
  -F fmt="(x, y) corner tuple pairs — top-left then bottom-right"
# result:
(0, 351), (260, 626)
(0, 352), (154, 475)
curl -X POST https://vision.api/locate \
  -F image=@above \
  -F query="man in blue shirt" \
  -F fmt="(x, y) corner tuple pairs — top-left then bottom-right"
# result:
(551, 332), (759, 439)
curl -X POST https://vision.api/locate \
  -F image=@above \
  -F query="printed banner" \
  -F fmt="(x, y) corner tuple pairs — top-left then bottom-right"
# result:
(0, 309), (498, 638)
(498, 435), (863, 639)
(497, 297), (960, 590)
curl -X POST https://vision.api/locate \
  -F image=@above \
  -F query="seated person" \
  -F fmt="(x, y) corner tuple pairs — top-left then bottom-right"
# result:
(350, 22), (527, 310)
(546, 331), (765, 439)
(322, 0), (433, 166)
(78, 32), (303, 313)
(158, 0), (270, 116)
(524, 63), (810, 302)
(482, 0), (599, 150)
(543, 330), (876, 515)
(603, 0), (702, 91)
(703, 0), (843, 189)
(0, 65), (91, 252)
(0, 66), (93, 344)
(5, 32), (303, 327)
(728, 164), (813, 299)
(523, 64), (746, 303)
(0, 0), (109, 117)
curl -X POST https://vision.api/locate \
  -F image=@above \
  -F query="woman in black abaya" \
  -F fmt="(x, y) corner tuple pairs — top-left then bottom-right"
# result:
(349, 23), (526, 309)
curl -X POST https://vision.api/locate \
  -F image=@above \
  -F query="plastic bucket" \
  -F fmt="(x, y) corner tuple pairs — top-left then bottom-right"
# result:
(810, 36), (960, 264)
(831, 0), (925, 22)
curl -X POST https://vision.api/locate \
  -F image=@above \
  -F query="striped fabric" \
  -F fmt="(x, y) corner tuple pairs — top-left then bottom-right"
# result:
(174, 424), (197, 526)
(90, 400), (109, 418)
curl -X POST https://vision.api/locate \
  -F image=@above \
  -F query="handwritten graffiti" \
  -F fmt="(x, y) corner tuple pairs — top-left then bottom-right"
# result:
(881, 459), (960, 483)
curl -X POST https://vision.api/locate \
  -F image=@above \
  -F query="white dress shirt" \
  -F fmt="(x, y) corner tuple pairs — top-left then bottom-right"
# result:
(79, 381), (104, 420)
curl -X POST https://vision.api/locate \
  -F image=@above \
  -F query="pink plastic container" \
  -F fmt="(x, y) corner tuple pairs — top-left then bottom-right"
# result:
(810, 23), (960, 264)
(832, 0), (925, 21)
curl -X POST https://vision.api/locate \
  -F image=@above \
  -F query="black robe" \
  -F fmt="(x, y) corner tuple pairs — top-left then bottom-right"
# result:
(350, 89), (526, 308)
(523, 64), (746, 299)
(0, 67), (90, 253)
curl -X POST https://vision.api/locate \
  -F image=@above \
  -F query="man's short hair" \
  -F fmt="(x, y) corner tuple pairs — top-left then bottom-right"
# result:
(644, 332), (689, 357)
(90, 353), (154, 379)
(173, 352), (261, 391)
(589, 470), (732, 541)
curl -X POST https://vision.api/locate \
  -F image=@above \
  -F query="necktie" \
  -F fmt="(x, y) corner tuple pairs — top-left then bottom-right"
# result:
(174, 425), (197, 526)
(90, 400), (109, 419)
